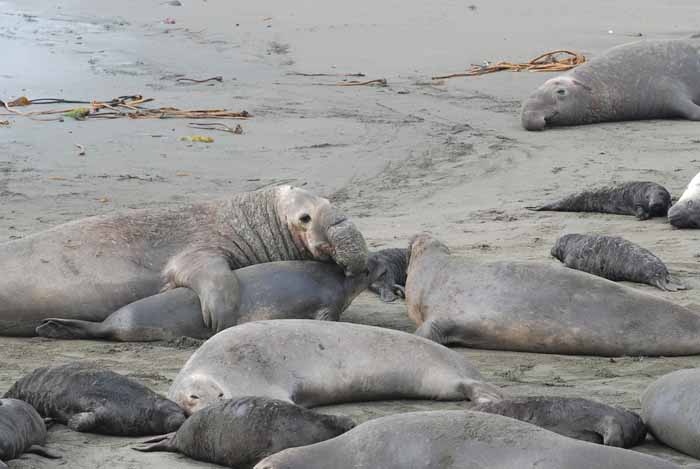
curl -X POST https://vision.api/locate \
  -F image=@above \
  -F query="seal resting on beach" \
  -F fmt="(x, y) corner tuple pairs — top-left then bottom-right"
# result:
(0, 398), (60, 468)
(0, 185), (368, 336)
(668, 171), (700, 228)
(134, 396), (354, 468)
(168, 319), (502, 415)
(254, 411), (677, 469)
(404, 233), (700, 356)
(3, 362), (186, 436)
(36, 259), (378, 341)
(367, 248), (409, 302)
(551, 233), (685, 291)
(521, 37), (700, 130)
(529, 181), (672, 220)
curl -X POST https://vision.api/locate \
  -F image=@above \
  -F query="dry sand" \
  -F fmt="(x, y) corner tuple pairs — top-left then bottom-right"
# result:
(2, 0), (700, 467)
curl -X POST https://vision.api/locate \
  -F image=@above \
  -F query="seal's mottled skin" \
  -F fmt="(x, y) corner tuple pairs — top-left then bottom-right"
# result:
(522, 38), (700, 130)
(474, 396), (646, 448)
(168, 319), (502, 416)
(367, 248), (409, 302)
(531, 182), (671, 220)
(134, 397), (354, 468)
(552, 234), (685, 291)
(254, 411), (678, 469)
(668, 171), (700, 228)
(3, 363), (185, 436)
(0, 186), (368, 336)
(0, 399), (59, 468)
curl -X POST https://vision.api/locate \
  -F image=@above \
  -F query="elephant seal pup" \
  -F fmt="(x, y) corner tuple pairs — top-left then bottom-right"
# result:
(36, 260), (378, 341)
(405, 234), (700, 356)
(521, 37), (700, 130)
(474, 396), (646, 448)
(668, 171), (700, 228)
(530, 181), (672, 220)
(3, 362), (186, 436)
(641, 368), (700, 459)
(367, 248), (409, 302)
(135, 396), (354, 468)
(552, 234), (686, 291)
(254, 411), (677, 469)
(0, 185), (368, 336)
(168, 319), (502, 415)
(0, 399), (60, 468)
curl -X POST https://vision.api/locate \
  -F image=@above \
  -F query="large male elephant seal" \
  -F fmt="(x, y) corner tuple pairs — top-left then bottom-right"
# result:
(168, 319), (502, 415)
(254, 411), (678, 469)
(521, 37), (700, 130)
(668, 170), (700, 228)
(0, 398), (60, 468)
(36, 260), (378, 341)
(0, 185), (368, 336)
(405, 234), (700, 356)
(641, 368), (700, 459)
(135, 397), (354, 468)
(3, 362), (186, 436)
(552, 234), (685, 291)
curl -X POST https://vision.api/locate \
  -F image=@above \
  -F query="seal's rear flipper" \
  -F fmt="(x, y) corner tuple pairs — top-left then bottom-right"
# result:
(35, 319), (103, 340)
(26, 445), (61, 459)
(653, 277), (689, 292)
(525, 206), (544, 211)
(132, 433), (177, 453)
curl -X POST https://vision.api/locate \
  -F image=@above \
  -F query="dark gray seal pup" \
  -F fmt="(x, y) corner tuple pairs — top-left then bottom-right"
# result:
(530, 181), (672, 220)
(367, 248), (409, 302)
(668, 171), (700, 228)
(474, 396), (646, 448)
(36, 259), (378, 341)
(405, 233), (700, 356)
(641, 368), (700, 459)
(168, 319), (502, 416)
(254, 411), (678, 469)
(552, 233), (686, 291)
(0, 398), (60, 468)
(134, 396), (354, 468)
(0, 185), (368, 336)
(3, 362), (186, 436)
(521, 37), (700, 130)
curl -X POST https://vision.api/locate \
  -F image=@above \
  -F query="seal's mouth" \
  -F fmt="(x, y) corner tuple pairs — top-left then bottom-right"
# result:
(544, 111), (559, 124)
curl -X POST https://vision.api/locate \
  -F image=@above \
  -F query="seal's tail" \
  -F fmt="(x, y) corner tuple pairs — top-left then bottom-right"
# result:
(35, 318), (104, 340)
(132, 433), (177, 453)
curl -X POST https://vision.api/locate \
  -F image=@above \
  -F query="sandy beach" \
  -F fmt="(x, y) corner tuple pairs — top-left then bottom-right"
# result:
(2, 0), (700, 467)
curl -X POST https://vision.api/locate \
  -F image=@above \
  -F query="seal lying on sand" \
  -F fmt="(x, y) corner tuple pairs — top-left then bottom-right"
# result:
(405, 234), (700, 356)
(3, 363), (186, 436)
(168, 319), (502, 415)
(36, 260), (378, 341)
(474, 396), (646, 448)
(668, 171), (700, 228)
(0, 185), (368, 336)
(0, 398), (60, 468)
(641, 368), (700, 459)
(552, 234), (685, 291)
(135, 397), (354, 468)
(367, 248), (409, 302)
(529, 181), (672, 220)
(254, 411), (677, 469)
(521, 37), (700, 130)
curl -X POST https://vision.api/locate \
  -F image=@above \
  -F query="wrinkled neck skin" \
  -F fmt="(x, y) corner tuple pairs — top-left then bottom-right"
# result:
(551, 234), (581, 260)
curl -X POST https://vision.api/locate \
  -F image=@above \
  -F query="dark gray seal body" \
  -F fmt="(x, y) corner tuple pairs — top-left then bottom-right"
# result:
(405, 234), (700, 356)
(0, 398), (59, 468)
(254, 411), (678, 469)
(522, 37), (700, 130)
(168, 319), (502, 416)
(552, 233), (685, 291)
(3, 363), (186, 436)
(0, 185), (368, 336)
(135, 396), (354, 468)
(668, 171), (700, 228)
(36, 260), (376, 341)
(641, 368), (700, 459)
(367, 248), (409, 302)
(531, 181), (672, 220)
(474, 396), (646, 448)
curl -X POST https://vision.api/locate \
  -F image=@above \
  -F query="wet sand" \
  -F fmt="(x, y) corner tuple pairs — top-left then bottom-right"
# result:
(2, 0), (700, 467)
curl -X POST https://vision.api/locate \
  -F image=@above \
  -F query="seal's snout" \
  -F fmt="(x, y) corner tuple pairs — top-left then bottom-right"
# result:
(521, 110), (547, 131)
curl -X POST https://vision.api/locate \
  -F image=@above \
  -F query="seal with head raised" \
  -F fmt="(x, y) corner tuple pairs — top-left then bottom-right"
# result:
(134, 396), (355, 468)
(254, 411), (678, 469)
(521, 37), (700, 130)
(529, 181), (672, 220)
(0, 398), (60, 469)
(167, 319), (502, 416)
(551, 233), (686, 291)
(0, 185), (368, 336)
(668, 170), (700, 228)
(405, 233), (700, 356)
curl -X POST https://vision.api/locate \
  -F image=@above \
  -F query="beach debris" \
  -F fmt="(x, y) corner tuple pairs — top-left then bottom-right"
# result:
(7, 96), (30, 106)
(175, 76), (223, 84)
(75, 144), (86, 156)
(288, 72), (366, 77)
(47, 176), (66, 181)
(64, 108), (90, 120)
(334, 78), (387, 87)
(164, 17), (176, 24)
(0, 120), (9, 126)
(187, 122), (243, 134)
(163, 0), (182, 5)
(180, 135), (214, 143)
(96, 197), (110, 203)
(175, 171), (191, 177)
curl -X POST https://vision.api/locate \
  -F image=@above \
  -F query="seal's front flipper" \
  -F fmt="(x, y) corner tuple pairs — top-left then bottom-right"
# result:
(67, 411), (99, 433)
(634, 205), (651, 220)
(132, 433), (177, 453)
(26, 445), (61, 459)
(415, 319), (450, 344)
(36, 318), (103, 340)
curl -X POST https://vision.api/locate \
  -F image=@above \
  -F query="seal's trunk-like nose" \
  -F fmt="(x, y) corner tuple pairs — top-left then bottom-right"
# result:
(521, 108), (547, 131)
(321, 206), (368, 276)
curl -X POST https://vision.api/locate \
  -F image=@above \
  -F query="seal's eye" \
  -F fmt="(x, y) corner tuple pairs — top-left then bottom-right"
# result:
(556, 89), (567, 96)
(299, 214), (311, 224)
(189, 394), (200, 400)
(688, 200), (694, 207)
